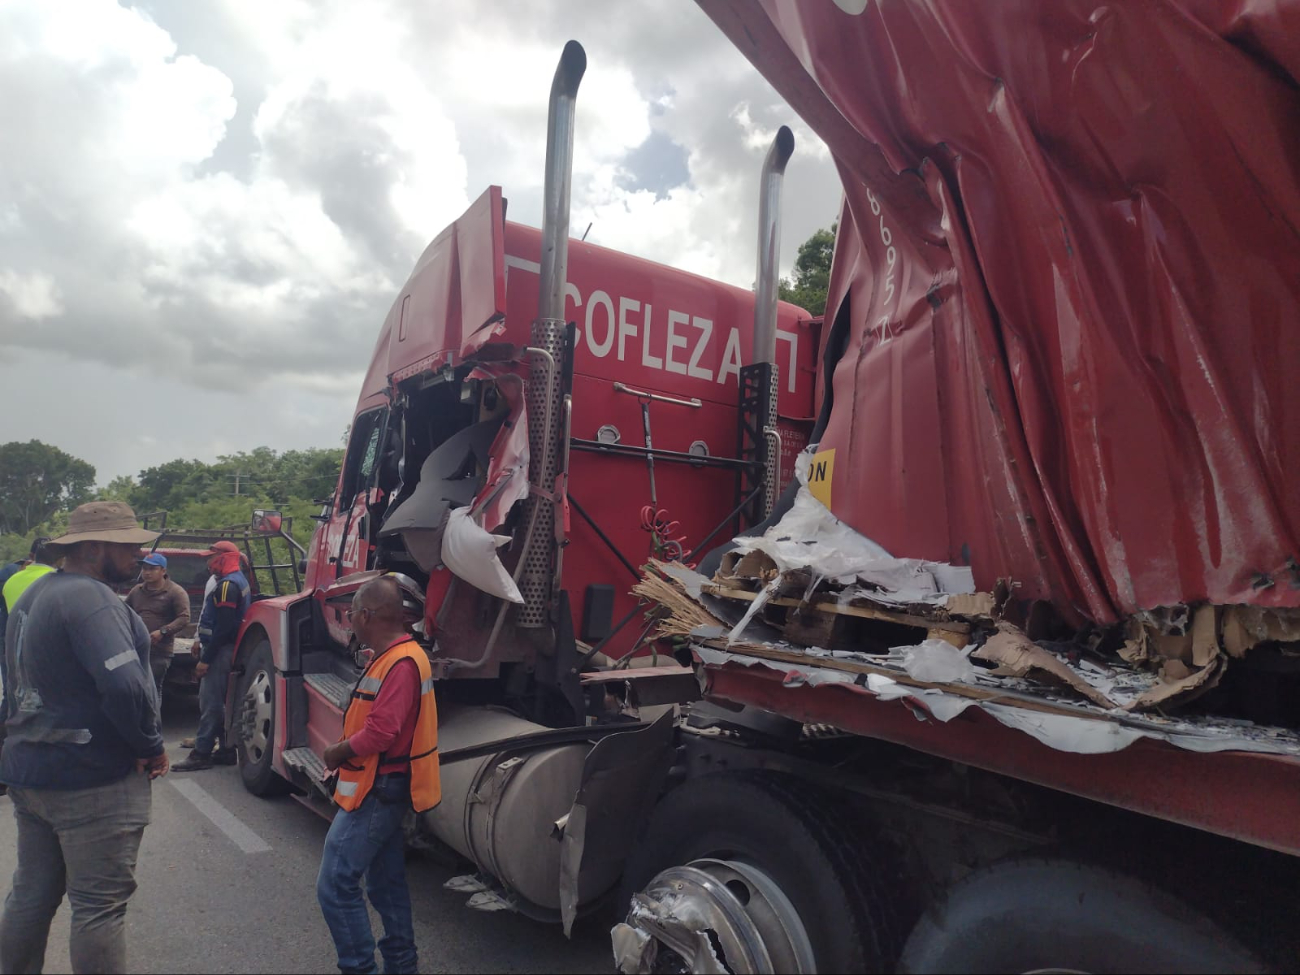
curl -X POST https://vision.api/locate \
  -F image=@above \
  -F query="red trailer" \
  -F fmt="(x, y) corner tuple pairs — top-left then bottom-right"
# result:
(227, 10), (1300, 970)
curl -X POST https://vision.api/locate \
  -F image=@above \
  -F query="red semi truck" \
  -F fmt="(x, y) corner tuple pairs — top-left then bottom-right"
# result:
(224, 6), (1300, 972)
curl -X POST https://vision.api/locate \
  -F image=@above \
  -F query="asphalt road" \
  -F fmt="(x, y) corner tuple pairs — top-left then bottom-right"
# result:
(0, 692), (616, 974)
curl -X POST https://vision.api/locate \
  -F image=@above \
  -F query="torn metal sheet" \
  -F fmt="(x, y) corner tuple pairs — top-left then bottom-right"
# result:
(379, 416), (504, 571)
(467, 367), (530, 533)
(694, 645), (1300, 759)
(559, 711), (675, 936)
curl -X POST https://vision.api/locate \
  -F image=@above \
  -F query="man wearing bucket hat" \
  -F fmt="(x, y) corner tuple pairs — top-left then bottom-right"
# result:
(125, 552), (190, 702)
(0, 501), (168, 975)
(174, 539), (249, 771)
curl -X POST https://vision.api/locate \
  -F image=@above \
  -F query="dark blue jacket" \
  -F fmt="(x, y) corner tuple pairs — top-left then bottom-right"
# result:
(0, 571), (163, 789)
(202, 569), (250, 663)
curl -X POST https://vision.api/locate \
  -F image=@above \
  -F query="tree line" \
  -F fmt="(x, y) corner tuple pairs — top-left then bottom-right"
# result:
(0, 440), (343, 565)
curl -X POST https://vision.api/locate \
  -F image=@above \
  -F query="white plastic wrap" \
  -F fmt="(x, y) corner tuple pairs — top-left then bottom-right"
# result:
(727, 448), (975, 600)
(898, 640), (978, 683)
(440, 507), (524, 604)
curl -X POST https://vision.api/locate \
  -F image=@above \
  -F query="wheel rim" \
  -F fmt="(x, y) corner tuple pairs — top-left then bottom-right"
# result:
(617, 858), (816, 974)
(238, 669), (273, 763)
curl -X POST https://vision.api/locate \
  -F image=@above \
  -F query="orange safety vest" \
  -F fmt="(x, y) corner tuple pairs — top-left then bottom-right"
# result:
(334, 639), (441, 813)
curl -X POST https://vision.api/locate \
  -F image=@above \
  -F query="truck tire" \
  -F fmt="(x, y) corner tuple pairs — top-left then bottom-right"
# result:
(233, 639), (290, 797)
(898, 857), (1266, 974)
(616, 770), (898, 973)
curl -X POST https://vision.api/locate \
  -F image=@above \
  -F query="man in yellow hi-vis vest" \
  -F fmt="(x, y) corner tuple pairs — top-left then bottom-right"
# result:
(317, 577), (439, 975)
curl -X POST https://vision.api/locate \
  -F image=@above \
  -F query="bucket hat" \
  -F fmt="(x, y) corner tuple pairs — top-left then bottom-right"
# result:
(45, 502), (159, 548)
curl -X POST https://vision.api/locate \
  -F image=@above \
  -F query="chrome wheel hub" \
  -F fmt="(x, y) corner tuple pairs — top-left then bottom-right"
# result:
(613, 858), (815, 974)
(238, 669), (273, 762)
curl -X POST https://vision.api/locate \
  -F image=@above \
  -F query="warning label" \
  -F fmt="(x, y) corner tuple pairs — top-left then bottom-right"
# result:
(807, 448), (835, 509)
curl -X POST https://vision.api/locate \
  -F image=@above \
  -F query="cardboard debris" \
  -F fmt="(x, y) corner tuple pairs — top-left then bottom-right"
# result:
(1221, 605), (1300, 657)
(1190, 604), (1219, 668)
(1123, 656), (1225, 712)
(1222, 609), (1252, 658)
(1154, 631), (1194, 663)
(1118, 618), (1152, 665)
(717, 549), (779, 584)
(943, 591), (998, 619)
(972, 624), (1117, 709)
(1120, 603), (1221, 669)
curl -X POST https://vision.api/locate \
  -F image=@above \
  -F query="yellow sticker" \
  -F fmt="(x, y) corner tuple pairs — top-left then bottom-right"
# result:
(807, 448), (835, 509)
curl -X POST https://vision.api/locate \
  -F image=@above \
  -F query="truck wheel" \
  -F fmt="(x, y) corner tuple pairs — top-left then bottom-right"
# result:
(898, 858), (1265, 974)
(234, 639), (290, 797)
(615, 771), (897, 974)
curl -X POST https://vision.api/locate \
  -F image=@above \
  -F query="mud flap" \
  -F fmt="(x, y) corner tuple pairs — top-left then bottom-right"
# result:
(558, 709), (676, 935)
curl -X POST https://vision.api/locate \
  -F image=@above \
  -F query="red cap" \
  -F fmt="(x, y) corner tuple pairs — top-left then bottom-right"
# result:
(209, 541), (240, 554)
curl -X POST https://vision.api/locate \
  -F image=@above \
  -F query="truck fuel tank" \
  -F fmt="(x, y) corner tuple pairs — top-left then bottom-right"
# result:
(420, 705), (675, 922)
(421, 706), (590, 916)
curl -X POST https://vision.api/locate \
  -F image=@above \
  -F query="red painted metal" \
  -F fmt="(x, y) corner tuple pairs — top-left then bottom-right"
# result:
(356, 186), (508, 405)
(704, 660), (1300, 857)
(303, 189), (820, 657)
(497, 221), (816, 652)
(702, 0), (1300, 625)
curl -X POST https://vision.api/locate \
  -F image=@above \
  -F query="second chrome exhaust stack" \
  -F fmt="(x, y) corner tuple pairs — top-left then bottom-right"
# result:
(748, 125), (794, 520)
(753, 124), (795, 368)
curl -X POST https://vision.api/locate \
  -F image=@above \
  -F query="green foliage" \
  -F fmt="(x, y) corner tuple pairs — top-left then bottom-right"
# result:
(124, 447), (343, 515)
(1, 445), (340, 577)
(778, 223), (837, 317)
(0, 440), (96, 536)
(0, 511), (70, 566)
(121, 447), (341, 554)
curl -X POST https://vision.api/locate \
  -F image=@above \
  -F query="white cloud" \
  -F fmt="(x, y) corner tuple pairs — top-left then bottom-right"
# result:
(0, 0), (844, 482)
(0, 269), (63, 320)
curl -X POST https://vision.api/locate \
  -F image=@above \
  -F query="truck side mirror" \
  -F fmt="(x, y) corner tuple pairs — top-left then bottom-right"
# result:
(252, 509), (283, 532)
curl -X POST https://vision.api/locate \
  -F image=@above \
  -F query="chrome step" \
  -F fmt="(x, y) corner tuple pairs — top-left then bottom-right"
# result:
(304, 672), (352, 711)
(282, 746), (329, 784)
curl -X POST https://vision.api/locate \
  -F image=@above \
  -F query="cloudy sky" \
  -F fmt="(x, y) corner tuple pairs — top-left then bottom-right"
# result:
(0, 0), (840, 487)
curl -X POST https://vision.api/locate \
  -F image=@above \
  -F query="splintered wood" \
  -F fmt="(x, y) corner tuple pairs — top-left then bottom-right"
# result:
(632, 569), (723, 640)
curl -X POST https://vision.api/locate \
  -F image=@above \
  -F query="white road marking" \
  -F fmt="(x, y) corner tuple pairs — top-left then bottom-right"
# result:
(168, 778), (272, 854)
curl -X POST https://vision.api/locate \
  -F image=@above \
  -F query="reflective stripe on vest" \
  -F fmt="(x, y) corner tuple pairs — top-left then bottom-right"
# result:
(333, 639), (441, 814)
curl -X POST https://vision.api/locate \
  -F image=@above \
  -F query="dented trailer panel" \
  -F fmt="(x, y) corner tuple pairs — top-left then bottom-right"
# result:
(704, 0), (1300, 624)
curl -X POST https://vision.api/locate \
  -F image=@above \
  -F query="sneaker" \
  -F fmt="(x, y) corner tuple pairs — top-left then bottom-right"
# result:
(173, 752), (213, 772)
(212, 747), (237, 766)
(180, 737), (196, 749)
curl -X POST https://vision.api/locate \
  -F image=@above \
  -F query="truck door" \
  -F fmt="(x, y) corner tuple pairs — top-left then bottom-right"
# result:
(317, 406), (390, 644)
(333, 406), (390, 579)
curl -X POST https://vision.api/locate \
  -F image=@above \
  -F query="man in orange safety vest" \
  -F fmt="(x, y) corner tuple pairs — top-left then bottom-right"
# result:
(317, 576), (439, 975)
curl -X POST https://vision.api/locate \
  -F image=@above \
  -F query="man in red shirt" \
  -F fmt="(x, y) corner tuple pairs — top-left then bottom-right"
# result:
(318, 578), (426, 975)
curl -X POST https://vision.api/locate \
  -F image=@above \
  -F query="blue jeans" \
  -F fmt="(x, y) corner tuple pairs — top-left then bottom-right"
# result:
(316, 775), (416, 974)
(194, 644), (233, 756)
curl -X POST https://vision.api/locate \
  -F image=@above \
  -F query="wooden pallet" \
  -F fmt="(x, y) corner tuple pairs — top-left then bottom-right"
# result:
(702, 583), (972, 648)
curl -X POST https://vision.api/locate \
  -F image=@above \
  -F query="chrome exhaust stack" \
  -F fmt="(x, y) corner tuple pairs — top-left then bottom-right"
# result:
(741, 125), (794, 521)
(518, 40), (586, 630)
(753, 125), (795, 368)
(537, 40), (586, 327)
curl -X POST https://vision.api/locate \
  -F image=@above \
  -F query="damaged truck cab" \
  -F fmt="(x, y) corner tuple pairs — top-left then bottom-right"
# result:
(229, 39), (825, 934)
